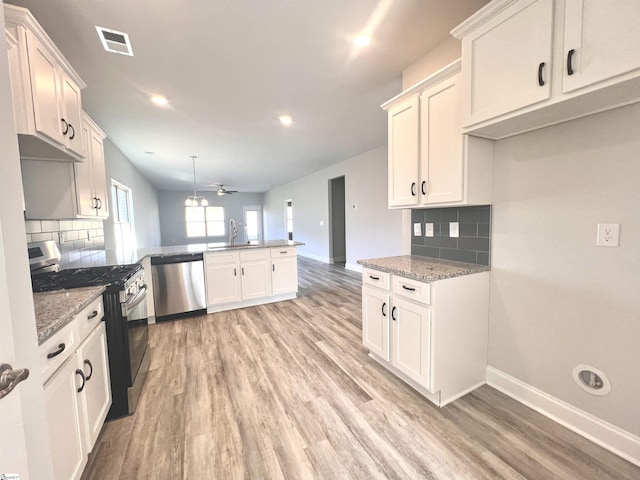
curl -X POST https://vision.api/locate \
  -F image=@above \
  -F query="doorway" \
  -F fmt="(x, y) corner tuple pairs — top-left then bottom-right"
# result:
(285, 200), (293, 240)
(243, 205), (263, 243)
(328, 176), (346, 265)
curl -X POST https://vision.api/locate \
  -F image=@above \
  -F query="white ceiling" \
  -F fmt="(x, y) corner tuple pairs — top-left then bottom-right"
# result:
(7, 0), (487, 192)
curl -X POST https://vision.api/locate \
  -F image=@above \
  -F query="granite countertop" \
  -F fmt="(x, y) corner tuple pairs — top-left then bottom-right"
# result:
(62, 240), (306, 268)
(357, 255), (490, 282)
(33, 285), (106, 345)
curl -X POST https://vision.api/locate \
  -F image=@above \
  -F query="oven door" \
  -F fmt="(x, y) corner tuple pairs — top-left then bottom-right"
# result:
(122, 286), (149, 383)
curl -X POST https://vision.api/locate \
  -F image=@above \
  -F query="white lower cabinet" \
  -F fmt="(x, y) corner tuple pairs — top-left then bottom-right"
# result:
(205, 246), (298, 312)
(40, 296), (111, 480)
(44, 356), (86, 480)
(362, 267), (489, 407)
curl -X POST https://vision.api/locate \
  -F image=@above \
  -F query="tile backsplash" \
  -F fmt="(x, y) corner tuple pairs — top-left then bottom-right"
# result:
(411, 205), (491, 265)
(26, 219), (106, 268)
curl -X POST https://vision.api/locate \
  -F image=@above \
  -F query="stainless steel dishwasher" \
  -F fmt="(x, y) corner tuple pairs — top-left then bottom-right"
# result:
(151, 253), (206, 320)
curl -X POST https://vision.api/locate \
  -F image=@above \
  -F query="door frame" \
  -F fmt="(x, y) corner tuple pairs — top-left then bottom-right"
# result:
(242, 205), (263, 243)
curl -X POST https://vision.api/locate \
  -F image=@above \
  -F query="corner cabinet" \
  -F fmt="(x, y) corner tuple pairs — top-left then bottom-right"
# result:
(205, 246), (298, 313)
(5, 4), (86, 161)
(451, 0), (640, 139)
(21, 112), (109, 219)
(383, 61), (493, 209)
(40, 296), (111, 480)
(361, 268), (490, 407)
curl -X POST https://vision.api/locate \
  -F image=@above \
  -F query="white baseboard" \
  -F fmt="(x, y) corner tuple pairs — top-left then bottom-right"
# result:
(345, 263), (362, 273)
(486, 366), (640, 467)
(298, 251), (331, 263)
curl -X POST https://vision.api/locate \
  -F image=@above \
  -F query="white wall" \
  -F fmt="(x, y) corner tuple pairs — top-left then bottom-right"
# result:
(490, 103), (640, 436)
(263, 146), (402, 269)
(158, 191), (264, 246)
(402, 36), (461, 90)
(103, 139), (161, 249)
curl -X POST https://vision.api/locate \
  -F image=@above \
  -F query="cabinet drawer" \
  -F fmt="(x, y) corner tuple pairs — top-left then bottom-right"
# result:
(362, 268), (390, 290)
(392, 275), (430, 304)
(40, 321), (76, 384)
(240, 248), (269, 262)
(74, 296), (104, 342)
(205, 251), (239, 265)
(270, 247), (296, 258)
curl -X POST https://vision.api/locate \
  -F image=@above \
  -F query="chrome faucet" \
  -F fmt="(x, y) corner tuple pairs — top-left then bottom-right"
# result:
(229, 218), (238, 246)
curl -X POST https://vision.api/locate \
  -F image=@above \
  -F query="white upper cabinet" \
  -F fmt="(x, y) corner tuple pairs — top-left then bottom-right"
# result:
(452, 0), (640, 139)
(4, 4), (86, 161)
(457, 0), (553, 127)
(75, 113), (109, 218)
(382, 62), (493, 209)
(562, 0), (640, 93)
(387, 97), (420, 207)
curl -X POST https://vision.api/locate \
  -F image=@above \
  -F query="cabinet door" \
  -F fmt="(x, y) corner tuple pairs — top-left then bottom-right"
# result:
(388, 96), (419, 208)
(60, 72), (84, 157)
(563, 0), (640, 93)
(206, 262), (242, 306)
(420, 74), (463, 204)
(271, 256), (298, 295)
(461, 0), (553, 126)
(44, 357), (87, 480)
(241, 260), (272, 300)
(74, 121), (96, 216)
(362, 286), (390, 361)
(390, 296), (431, 388)
(25, 31), (64, 146)
(89, 130), (109, 218)
(77, 323), (111, 452)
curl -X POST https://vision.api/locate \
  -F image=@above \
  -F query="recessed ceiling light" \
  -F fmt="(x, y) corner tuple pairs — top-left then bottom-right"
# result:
(353, 34), (372, 47)
(279, 115), (293, 126)
(151, 95), (168, 106)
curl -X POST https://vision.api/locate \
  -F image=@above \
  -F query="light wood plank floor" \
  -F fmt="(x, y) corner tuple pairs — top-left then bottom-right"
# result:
(82, 257), (640, 479)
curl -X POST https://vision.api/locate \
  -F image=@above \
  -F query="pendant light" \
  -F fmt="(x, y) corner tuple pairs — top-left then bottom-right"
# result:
(184, 156), (208, 207)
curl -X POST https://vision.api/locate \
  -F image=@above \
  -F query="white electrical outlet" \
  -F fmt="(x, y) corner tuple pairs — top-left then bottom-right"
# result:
(449, 222), (459, 238)
(425, 223), (434, 237)
(596, 223), (620, 247)
(413, 223), (422, 236)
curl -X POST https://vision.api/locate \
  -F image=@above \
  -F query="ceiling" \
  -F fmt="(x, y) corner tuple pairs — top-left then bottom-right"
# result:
(7, 0), (487, 193)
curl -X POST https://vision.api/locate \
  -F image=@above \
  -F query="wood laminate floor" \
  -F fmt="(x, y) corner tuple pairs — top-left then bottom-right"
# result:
(82, 257), (640, 480)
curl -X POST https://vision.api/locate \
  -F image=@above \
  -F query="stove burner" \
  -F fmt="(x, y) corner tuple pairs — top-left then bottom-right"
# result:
(31, 264), (142, 292)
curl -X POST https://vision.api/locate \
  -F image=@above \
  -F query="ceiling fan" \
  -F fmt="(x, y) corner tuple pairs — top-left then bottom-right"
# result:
(213, 184), (238, 196)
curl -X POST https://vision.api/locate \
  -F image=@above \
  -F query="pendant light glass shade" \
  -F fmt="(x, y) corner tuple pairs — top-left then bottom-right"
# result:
(185, 156), (208, 207)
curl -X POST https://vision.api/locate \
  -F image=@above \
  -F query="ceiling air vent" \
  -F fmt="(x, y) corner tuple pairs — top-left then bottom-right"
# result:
(96, 26), (133, 56)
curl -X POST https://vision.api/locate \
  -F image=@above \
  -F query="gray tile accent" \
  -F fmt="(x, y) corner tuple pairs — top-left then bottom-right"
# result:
(410, 205), (492, 266)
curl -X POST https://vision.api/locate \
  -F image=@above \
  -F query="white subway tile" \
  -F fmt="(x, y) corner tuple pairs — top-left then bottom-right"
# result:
(41, 220), (60, 232)
(25, 221), (42, 234)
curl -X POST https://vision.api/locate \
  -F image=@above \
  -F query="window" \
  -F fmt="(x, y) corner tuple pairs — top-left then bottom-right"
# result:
(185, 206), (225, 237)
(111, 181), (136, 253)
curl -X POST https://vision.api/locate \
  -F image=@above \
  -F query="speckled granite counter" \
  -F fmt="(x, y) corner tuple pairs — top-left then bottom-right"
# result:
(61, 240), (305, 268)
(357, 255), (490, 282)
(33, 286), (106, 345)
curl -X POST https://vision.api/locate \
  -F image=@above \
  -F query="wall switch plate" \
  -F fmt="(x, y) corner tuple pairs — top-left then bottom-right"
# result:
(597, 223), (620, 247)
(425, 223), (434, 237)
(449, 222), (459, 238)
(413, 222), (422, 236)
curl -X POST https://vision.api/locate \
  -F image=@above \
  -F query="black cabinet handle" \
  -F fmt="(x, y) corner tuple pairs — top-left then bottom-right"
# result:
(68, 123), (75, 140)
(233, 268), (237, 276)
(47, 343), (65, 359)
(381, 302), (387, 317)
(83, 359), (93, 381)
(272, 264), (275, 272)
(97, 198), (102, 209)
(242, 267), (245, 275)
(280, 251), (288, 254)
(391, 306), (397, 321)
(538, 62), (545, 86)
(369, 275), (380, 281)
(402, 285), (416, 292)
(60, 118), (69, 135)
(87, 310), (99, 320)
(567, 49), (575, 76)
(421, 181), (426, 195)
(411, 182), (416, 196)
(75, 369), (86, 393)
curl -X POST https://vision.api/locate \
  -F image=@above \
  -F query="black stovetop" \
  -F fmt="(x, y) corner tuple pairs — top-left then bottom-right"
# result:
(31, 264), (142, 292)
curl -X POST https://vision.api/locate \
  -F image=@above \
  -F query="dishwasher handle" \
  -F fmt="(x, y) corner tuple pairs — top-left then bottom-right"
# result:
(150, 253), (204, 265)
